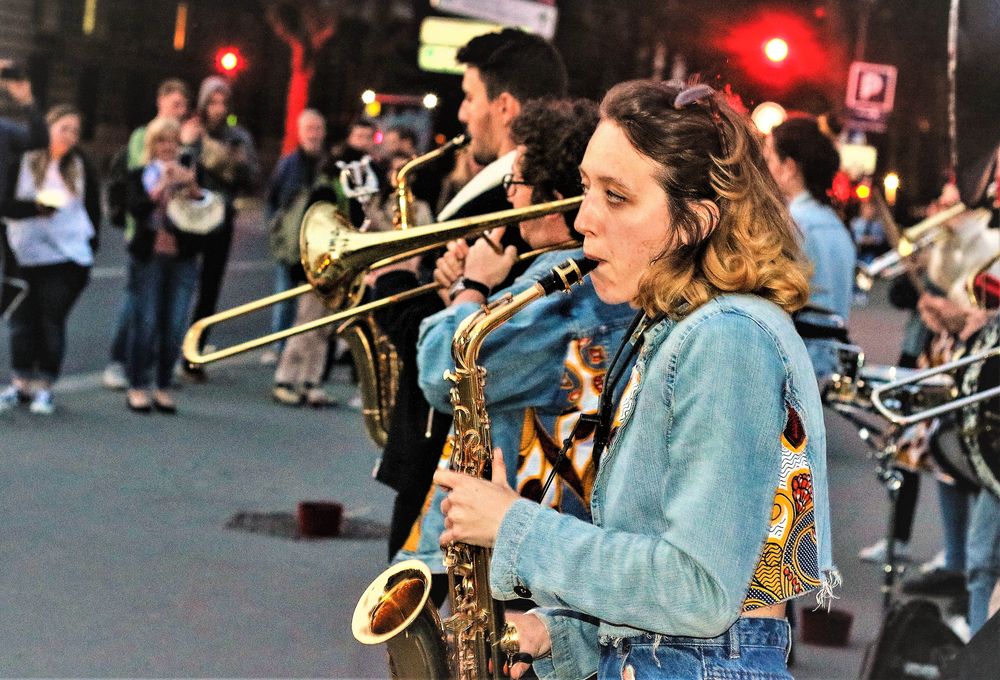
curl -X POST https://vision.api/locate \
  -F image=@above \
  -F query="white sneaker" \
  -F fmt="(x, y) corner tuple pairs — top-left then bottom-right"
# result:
(0, 385), (21, 412)
(917, 549), (946, 574)
(29, 389), (55, 415)
(101, 362), (128, 390)
(347, 391), (363, 411)
(858, 538), (910, 563)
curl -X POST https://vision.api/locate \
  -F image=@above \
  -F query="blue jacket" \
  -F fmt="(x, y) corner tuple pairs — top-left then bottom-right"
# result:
(265, 147), (318, 220)
(489, 294), (837, 680)
(400, 248), (634, 566)
(790, 191), (856, 319)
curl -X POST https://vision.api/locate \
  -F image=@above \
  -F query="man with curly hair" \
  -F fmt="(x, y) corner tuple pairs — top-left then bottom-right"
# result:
(390, 99), (635, 603)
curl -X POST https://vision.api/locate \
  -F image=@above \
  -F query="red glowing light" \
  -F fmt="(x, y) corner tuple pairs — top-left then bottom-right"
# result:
(719, 11), (828, 90)
(215, 47), (243, 74)
(764, 38), (789, 63)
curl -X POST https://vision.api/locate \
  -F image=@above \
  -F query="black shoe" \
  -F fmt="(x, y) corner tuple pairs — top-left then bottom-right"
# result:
(901, 567), (966, 597)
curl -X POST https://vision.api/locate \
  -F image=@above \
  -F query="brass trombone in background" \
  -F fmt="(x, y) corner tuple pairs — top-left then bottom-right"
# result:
(855, 201), (970, 292)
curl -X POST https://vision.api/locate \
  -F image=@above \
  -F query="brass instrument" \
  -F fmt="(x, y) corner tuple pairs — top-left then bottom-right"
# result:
(182, 198), (581, 446)
(870, 345), (1000, 427)
(855, 202), (968, 292)
(395, 134), (468, 230)
(353, 256), (596, 679)
(182, 196), (582, 365)
(965, 251), (1000, 308)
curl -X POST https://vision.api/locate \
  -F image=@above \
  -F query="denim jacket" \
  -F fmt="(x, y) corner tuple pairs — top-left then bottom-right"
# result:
(489, 294), (837, 680)
(399, 248), (634, 567)
(790, 191), (856, 378)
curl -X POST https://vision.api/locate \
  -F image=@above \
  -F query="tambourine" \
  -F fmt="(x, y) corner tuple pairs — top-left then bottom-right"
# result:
(166, 190), (225, 235)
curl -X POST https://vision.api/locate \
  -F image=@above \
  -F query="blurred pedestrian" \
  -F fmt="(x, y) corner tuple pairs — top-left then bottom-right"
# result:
(0, 59), (46, 200)
(262, 108), (326, 366)
(123, 118), (211, 413)
(102, 78), (191, 390)
(0, 105), (100, 414)
(367, 151), (434, 232)
(181, 76), (259, 382)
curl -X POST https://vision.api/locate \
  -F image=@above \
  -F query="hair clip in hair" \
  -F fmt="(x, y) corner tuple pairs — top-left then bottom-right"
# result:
(673, 84), (716, 109)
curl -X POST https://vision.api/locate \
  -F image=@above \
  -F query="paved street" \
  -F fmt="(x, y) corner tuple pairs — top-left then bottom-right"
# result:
(1, 210), (954, 678)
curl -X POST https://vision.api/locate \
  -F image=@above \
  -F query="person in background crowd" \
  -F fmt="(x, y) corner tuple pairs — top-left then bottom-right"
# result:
(261, 108), (326, 367)
(380, 126), (417, 160)
(180, 76), (260, 382)
(765, 115), (856, 379)
(124, 118), (208, 413)
(367, 151), (434, 233)
(0, 105), (100, 415)
(435, 145), (482, 216)
(0, 59), (46, 203)
(102, 78), (191, 390)
(850, 199), (887, 266)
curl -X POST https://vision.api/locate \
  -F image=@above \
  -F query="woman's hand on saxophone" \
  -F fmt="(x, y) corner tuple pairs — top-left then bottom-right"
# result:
(505, 611), (552, 679)
(435, 447), (520, 548)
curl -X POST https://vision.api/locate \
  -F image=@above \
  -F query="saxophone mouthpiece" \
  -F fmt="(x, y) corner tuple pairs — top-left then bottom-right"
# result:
(537, 256), (597, 296)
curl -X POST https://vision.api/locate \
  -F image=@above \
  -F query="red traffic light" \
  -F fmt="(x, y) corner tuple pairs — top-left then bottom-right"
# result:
(215, 47), (243, 75)
(763, 38), (789, 63)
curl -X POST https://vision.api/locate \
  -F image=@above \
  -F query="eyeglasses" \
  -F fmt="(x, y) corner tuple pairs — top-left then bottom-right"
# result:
(501, 174), (531, 194)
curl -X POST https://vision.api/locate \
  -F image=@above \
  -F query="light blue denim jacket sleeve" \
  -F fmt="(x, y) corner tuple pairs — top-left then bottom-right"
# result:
(417, 248), (634, 428)
(403, 248), (634, 571)
(490, 295), (835, 680)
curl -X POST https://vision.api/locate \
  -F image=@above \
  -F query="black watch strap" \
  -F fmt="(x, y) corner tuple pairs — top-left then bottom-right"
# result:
(449, 277), (491, 301)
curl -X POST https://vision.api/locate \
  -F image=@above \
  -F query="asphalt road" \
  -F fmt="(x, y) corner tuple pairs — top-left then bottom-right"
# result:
(0, 208), (958, 678)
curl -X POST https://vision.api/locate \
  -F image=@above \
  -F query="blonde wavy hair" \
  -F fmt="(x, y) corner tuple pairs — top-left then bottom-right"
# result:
(141, 117), (181, 165)
(599, 80), (811, 318)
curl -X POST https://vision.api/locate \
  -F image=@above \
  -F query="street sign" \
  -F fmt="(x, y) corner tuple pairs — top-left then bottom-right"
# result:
(430, 0), (558, 39)
(418, 16), (504, 74)
(846, 61), (897, 114)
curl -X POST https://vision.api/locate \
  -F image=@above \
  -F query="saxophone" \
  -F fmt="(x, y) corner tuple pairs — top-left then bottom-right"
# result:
(345, 134), (470, 447)
(353, 256), (597, 679)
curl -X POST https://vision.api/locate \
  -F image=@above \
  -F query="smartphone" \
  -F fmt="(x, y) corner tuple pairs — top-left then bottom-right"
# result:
(0, 64), (26, 80)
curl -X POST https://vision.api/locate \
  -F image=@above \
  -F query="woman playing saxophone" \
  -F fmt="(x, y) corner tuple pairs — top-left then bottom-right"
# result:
(435, 80), (838, 679)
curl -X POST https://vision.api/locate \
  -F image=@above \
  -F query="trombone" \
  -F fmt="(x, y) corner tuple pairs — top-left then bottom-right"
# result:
(855, 201), (969, 291)
(182, 196), (582, 365)
(869, 345), (1000, 427)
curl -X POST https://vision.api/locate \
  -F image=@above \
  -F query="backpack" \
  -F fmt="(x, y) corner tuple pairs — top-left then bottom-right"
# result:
(105, 145), (129, 229)
(268, 187), (311, 266)
(859, 599), (963, 680)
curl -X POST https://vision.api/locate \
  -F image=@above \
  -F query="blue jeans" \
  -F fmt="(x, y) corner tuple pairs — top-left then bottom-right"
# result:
(269, 263), (297, 348)
(599, 618), (792, 679)
(967, 491), (1000, 634)
(126, 254), (199, 390)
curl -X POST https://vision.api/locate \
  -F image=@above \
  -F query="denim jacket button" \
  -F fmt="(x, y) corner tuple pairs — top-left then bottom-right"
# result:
(513, 584), (532, 598)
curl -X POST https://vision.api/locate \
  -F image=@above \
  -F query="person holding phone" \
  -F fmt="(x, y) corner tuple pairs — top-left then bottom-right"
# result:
(123, 117), (208, 413)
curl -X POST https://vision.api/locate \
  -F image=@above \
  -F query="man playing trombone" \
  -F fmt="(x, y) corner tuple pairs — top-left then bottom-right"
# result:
(370, 29), (570, 567)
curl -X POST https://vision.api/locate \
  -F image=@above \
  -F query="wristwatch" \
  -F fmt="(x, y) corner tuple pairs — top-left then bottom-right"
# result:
(448, 276), (491, 301)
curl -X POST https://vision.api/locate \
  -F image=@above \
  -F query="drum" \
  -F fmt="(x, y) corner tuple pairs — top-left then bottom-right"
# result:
(934, 316), (1000, 496)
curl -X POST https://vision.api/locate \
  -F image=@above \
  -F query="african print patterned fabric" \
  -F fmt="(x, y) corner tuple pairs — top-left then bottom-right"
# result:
(742, 405), (821, 611)
(517, 337), (609, 511)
